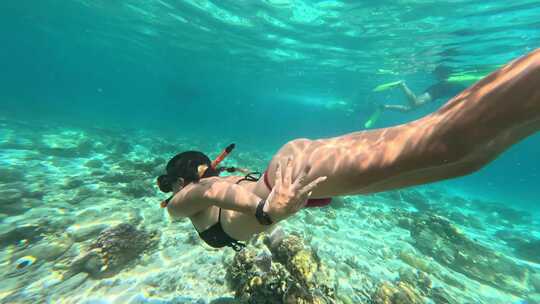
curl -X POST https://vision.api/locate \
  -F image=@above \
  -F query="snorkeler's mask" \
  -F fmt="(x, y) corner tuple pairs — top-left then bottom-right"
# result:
(159, 143), (236, 208)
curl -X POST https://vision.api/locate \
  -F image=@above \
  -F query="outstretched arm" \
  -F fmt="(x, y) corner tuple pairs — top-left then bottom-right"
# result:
(166, 177), (262, 218)
(265, 48), (540, 198)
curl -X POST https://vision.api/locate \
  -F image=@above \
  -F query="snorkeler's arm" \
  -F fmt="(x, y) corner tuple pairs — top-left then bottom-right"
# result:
(202, 179), (263, 215)
(166, 178), (261, 218)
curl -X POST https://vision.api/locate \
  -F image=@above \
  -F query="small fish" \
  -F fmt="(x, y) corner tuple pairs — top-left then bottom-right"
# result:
(16, 256), (36, 270)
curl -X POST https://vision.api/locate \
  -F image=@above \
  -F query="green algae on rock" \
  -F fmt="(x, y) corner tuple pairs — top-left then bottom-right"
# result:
(401, 212), (536, 296)
(67, 223), (159, 279)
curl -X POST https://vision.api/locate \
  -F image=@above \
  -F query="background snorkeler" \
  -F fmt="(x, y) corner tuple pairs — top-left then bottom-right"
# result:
(364, 64), (488, 128)
(382, 65), (466, 112)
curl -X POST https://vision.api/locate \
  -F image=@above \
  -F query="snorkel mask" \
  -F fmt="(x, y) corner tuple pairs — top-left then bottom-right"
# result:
(158, 144), (236, 208)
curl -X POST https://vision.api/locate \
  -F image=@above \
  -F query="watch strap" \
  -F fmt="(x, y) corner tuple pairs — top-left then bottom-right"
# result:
(255, 199), (273, 225)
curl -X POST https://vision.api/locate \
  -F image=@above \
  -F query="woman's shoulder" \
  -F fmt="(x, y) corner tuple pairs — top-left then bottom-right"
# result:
(195, 175), (243, 186)
(183, 175), (244, 196)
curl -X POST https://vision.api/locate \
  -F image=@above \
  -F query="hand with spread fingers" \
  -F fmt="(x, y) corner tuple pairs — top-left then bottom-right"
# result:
(264, 158), (327, 222)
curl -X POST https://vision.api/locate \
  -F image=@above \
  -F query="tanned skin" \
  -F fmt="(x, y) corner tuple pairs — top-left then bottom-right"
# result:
(167, 48), (540, 243)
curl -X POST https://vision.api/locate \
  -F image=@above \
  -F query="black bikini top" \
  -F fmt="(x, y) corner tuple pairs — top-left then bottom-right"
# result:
(195, 172), (261, 251)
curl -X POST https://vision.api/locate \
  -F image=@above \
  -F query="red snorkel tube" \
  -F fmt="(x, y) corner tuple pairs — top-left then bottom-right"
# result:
(210, 143), (235, 170)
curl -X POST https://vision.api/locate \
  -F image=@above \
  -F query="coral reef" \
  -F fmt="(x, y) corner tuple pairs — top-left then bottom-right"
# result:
(371, 268), (462, 304)
(226, 233), (335, 303)
(67, 223), (159, 278)
(371, 281), (424, 304)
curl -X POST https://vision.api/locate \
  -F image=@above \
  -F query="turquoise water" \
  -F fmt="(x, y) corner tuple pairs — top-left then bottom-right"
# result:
(1, 1), (540, 303)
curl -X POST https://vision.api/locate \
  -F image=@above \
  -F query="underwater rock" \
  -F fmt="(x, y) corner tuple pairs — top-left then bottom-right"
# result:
(208, 297), (237, 304)
(38, 130), (87, 150)
(62, 178), (85, 190)
(268, 233), (304, 265)
(85, 159), (104, 169)
(423, 189), (444, 202)
(288, 249), (318, 286)
(395, 268), (459, 304)
(480, 204), (532, 225)
(54, 272), (89, 295)
(527, 293), (540, 304)
(0, 168), (24, 183)
(531, 273), (540, 292)
(0, 224), (47, 247)
(129, 293), (207, 304)
(68, 186), (97, 205)
(120, 180), (154, 198)
(404, 212), (532, 296)
(0, 189), (22, 205)
(0, 189), (30, 215)
(112, 141), (132, 155)
(430, 287), (459, 304)
(485, 213), (514, 228)
(326, 208), (337, 220)
(398, 268), (431, 296)
(382, 191), (401, 202)
(371, 281), (424, 304)
(185, 231), (201, 245)
(328, 196), (350, 209)
(253, 250), (273, 274)
(39, 140), (95, 158)
(400, 190), (432, 211)
(225, 233), (335, 303)
(441, 210), (484, 230)
(398, 251), (433, 274)
(66, 223), (109, 242)
(67, 223), (159, 278)
(70, 248), (104, 277)
(493, 229), (539, 263)
(226, 248), (284, 303)
(512, 238), (540, 264)
(129, 158), (163, 173)
(91, 170), (106, 176)
(15, 236), (72, 262)
(101, 172), (140, 184)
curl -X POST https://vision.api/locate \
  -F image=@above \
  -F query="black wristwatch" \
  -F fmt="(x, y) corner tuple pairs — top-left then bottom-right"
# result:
(255, 199), (273, 225)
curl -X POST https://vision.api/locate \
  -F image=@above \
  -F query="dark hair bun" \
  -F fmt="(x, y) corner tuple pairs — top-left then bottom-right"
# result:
(157, 175), (172, 193)
(157, 151), (222, 192)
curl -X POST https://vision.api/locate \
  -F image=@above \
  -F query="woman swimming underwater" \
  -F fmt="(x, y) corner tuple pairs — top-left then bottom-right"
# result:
(157, 48), (540, 251)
